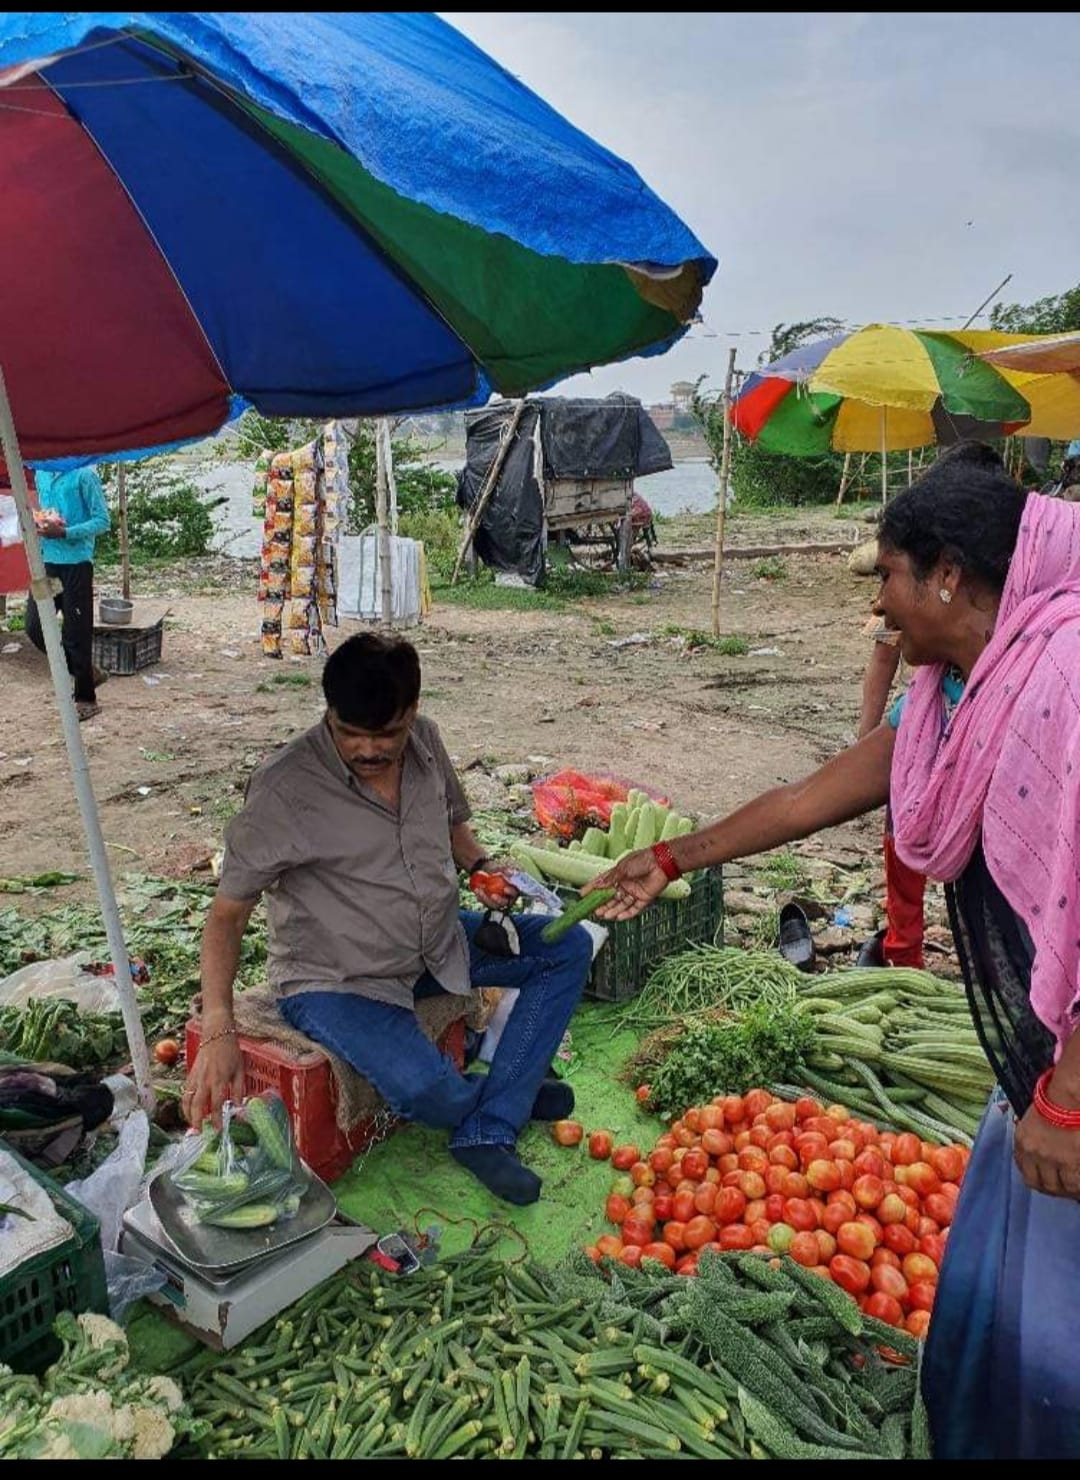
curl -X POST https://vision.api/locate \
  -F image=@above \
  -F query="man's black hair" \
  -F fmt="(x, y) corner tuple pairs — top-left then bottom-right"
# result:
(879, 441), (1025, 595)
(322, 633), (421, 730)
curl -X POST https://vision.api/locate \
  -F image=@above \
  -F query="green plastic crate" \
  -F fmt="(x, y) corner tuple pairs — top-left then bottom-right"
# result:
(0, 1145), (109, 1373)
(583, 866), (724, 1001)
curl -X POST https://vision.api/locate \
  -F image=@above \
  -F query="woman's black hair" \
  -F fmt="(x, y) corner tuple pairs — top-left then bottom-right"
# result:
(322, 632), (421, 729)
(878, 441), (1025, 595)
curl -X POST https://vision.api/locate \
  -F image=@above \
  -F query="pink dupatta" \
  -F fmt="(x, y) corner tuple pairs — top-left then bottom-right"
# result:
(891, 493), (1080, 1043)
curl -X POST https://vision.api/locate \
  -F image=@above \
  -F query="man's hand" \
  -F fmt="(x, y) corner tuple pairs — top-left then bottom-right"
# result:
(182, 1034), (245, 1130)
(469, 864), (519, 911)
(34, 511), (65, 539)
(592, 848), (667, 922)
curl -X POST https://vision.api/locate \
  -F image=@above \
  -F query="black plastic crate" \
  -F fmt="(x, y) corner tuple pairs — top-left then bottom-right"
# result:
(0, 1147), (109, 1373)
(583, 867), (724, 1001)
(92, 619), (163, 676)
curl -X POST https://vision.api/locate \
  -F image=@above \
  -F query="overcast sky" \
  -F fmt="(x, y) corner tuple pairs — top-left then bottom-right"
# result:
(443, 11), (1080, 405)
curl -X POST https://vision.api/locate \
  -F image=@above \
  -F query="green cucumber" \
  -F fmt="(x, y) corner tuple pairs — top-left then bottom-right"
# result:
(541, 889), (615, 943)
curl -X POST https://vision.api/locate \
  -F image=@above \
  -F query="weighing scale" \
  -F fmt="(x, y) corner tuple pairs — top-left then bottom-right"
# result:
(120, 1191), (379, 1350)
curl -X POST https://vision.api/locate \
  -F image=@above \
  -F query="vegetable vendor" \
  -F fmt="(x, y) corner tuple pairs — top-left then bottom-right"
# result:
(184, 632), (592, 1206)
(598, 443), (1080, 1459)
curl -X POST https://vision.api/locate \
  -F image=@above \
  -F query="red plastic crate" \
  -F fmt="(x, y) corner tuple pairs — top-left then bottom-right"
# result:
(185, 1016), (466, 1183)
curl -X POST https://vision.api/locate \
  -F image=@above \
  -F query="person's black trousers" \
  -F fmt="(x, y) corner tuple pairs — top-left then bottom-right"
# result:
(26, 561), (97, 703)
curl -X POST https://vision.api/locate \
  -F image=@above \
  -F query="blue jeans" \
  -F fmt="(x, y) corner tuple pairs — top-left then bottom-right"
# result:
(279, 911), (591, 1149)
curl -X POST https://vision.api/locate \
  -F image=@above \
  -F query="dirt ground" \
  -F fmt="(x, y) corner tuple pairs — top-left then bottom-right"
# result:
(2, 504), (954, 958)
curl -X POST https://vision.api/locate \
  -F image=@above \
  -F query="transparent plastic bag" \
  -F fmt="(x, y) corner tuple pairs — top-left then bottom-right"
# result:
(169, 1090), (309, 1230)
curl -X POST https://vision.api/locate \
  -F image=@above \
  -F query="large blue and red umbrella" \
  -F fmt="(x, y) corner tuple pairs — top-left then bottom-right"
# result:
(0, 13), (715, 463)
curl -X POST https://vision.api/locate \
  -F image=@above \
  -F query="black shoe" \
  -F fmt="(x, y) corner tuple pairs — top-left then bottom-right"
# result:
(450, 1144), (541, 1205)
(856, 929), (886, 968)
(530, 1077), (574, 1122)
(778, 902), (815, 973)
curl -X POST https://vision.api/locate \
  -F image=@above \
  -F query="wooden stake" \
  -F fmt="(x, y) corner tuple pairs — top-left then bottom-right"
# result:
(710, 348), (738, 638)
(450, 400), (526, 584)
(117, 463), (131, 600)
(836, 451), (852, 507)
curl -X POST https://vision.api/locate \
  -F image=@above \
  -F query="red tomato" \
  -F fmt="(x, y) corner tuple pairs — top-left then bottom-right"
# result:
(905, 1309), (932, 1339)
(829, 1139), (856, 1163)
(764, 1101), (797, 1132)
(684, 1215), (717, 1250)
(923, 1193), (955, 1228)
(634, 1083), (652, 1105)
(693, 1182), (718, 1217)
(853, 1149), (887, 1180)
(895, 1185), (920, 1209)
(824, 1102), (850, 1122)
(748, 1126), (772, 1150)
(768, 1143), (799, 1171)
(795, 1133), (830, 1168)
(809, 1197), (828, 1229)
(852, 1174), (885, 1210)
(744, 1198), (767, 1224)
(815, 1230), (837, 1263)
(718, 1223), (755, 1251)
(154, 1038), (180, 1066)
(882, 1224), (917, 1257)
(674, 1126), (697, 1149)
(662, 1220), (688, 1251)
(605, 1193), (631, 1225)
(641, 1241), (676, 1270)
(790, 1232), (821, 1267)
(649, 1145), (675, 1174)
(631, 1188), (656, 1212)
(718, 1153), (739, 1175)
(919, 1233), (947, 1267)
(864, 1292), (905, 1328)
(806, 1159), (842, 1194)
(588, 1130), (614, 1161)
(902, 1252), (939, 1285)
(836, 1159), (856, 1191)
(872, 1248), (901, 1270)
(681, 1149), (709, 1182)
(743, 1089), (774, 1120)
(749, 1218), (772, 1246)
(738, 1172), (767, 1202)
(654, 1133), (677, 1152)
(652, 1194), (673, 1221)
(823, 1203), (850, 1236)
(734, 1130), (753, 1152)
(782, 1172), (811, 1199)
(827, 1189), (858, 1214)
(929, 1145), (966, 1183)
(877, 1194), (908, 1227)
(619, 1245), (643, 1269)
(738, 1146), (769, 1175)
(721, 1170), (744, 1189)
(630, 1162), (655, 1188)
(891, 1133), (922, 1167)
(855, 1213), (885, 1243)
(700, 1129), (731, 1158)
(908, 1281), (937, 1313)
(830, 1254), (872, 1294)
(765, 1193), (786, 1223)
(783, 1197), (818, 1232)
(676, 1255), (699, 1277)
(620, 1217), (653, 1248)
(584, 1244), (602, 1265)
(611, 1143), (640, 1171)
(672, 1190), (697, 1223)
(683, 1107), (703, 1133)
(595, 1234), (623, 1259)
(765, 1165), (790, 1194)
(836, 1221), (877, 1261)
(552, 1120), (583, 1147)
(871, 1263), (910, 1303)
(721, 1095), (745, 1124)
(794, 1097), (823, 1122)
(715, 1187), (748, 1226)
(699, 1104), (724, 1131)
(904, 1161), (942, 1198)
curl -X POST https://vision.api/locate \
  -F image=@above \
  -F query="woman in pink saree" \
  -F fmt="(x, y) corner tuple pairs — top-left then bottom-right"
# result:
(599, 443), (1080, 1457)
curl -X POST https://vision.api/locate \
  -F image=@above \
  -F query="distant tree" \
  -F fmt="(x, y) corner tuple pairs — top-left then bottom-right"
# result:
(990, 285), (1080, 336)
(760, 317), (846, 365)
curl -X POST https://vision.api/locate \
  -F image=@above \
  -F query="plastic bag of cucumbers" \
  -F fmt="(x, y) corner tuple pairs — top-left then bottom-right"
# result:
(170, 1090), (310, 1230)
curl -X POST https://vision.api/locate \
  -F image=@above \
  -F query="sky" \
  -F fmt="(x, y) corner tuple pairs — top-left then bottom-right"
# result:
(443, 11), (1080, 405)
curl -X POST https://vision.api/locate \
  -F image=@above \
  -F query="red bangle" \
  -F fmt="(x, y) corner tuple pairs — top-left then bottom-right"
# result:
(1032, 1068), (1080, 1129)
(651, 841), (683, 882)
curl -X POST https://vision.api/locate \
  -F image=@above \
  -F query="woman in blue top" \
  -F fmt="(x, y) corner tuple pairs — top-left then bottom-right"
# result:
(27, 466), (110, 721)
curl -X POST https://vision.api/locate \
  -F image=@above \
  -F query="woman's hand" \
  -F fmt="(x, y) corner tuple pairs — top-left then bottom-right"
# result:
(592, 848), (667, 921)
(182, 1035), (245, 1131)
(1014, 1102), (1080, 1198)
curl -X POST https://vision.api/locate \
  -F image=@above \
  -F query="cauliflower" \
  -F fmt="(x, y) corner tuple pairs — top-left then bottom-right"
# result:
(77, 1314), (127, 1355)
(142, 1376), (184, 1415)
(46, 1391), (115, 1430)
(128, 1406), (176, 1461)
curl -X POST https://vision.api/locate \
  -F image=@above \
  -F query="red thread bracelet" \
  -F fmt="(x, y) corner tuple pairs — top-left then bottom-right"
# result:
(651, 841), (683, 882)
(1033, 1068), (1080, 1129)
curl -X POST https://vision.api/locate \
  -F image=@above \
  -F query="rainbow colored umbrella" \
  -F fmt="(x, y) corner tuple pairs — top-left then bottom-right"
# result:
(731, 325), (1032, 457)
(0, 13), (715, 463)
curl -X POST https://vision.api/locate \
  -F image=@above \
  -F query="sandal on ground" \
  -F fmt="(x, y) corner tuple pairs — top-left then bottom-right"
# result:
(778, 901), (816, 973)
(76, 701), (102, 723)
(91, 665), (109, 688)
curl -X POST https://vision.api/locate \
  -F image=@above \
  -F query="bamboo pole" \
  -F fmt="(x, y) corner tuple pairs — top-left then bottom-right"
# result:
(450, 400), (526, 584)
(710, 348), (738, 638)
(0, 365), (153, 1109)
(375, 418), (393, 629)
(880, 407), (888, 505)
(117, 462), (131, 601)
(836, 451), (852, 507)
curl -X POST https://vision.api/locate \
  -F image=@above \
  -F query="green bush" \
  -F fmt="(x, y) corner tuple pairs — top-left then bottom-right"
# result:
(98, 461), (221, 561)
(398, 506), (462, 581)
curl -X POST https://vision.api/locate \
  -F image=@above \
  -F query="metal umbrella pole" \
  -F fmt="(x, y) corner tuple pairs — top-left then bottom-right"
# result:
(0, 365), (153, 1109)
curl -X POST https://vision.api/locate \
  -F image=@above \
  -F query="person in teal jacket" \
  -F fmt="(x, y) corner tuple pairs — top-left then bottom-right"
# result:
(27, 466), (110, 721)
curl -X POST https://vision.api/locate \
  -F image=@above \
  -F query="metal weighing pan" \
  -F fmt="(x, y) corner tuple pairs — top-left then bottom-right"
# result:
(148, 1164), (338, 1276)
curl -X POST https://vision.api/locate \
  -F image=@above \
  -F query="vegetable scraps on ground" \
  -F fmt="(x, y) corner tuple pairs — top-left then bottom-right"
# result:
(169, 1227), (929, 1459)
(573, 1086), (965, 1341)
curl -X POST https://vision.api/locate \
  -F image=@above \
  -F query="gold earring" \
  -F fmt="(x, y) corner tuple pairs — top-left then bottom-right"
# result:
(939, 589), (952, 605)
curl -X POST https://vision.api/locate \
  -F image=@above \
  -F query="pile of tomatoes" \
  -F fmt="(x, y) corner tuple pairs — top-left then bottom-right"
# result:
(576, 1088), (968, 1339)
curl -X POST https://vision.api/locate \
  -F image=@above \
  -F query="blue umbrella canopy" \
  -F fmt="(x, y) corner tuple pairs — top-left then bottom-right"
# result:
(0, 12), (715, 460)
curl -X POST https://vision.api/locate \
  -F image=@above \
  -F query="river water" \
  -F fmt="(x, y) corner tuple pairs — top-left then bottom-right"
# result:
(202, 456), (720, 560)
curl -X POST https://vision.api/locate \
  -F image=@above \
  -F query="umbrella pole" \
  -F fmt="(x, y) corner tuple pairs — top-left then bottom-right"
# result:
(880, 408), (888, 505)
(375, 418), (393, 629)
(118, 462), (131, 600)
(0, 366), (153, 1109)
(710, 348), (738, 638)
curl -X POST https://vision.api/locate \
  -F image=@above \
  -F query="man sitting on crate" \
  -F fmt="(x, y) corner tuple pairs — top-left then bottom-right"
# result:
(183, 633), (592, 1205)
